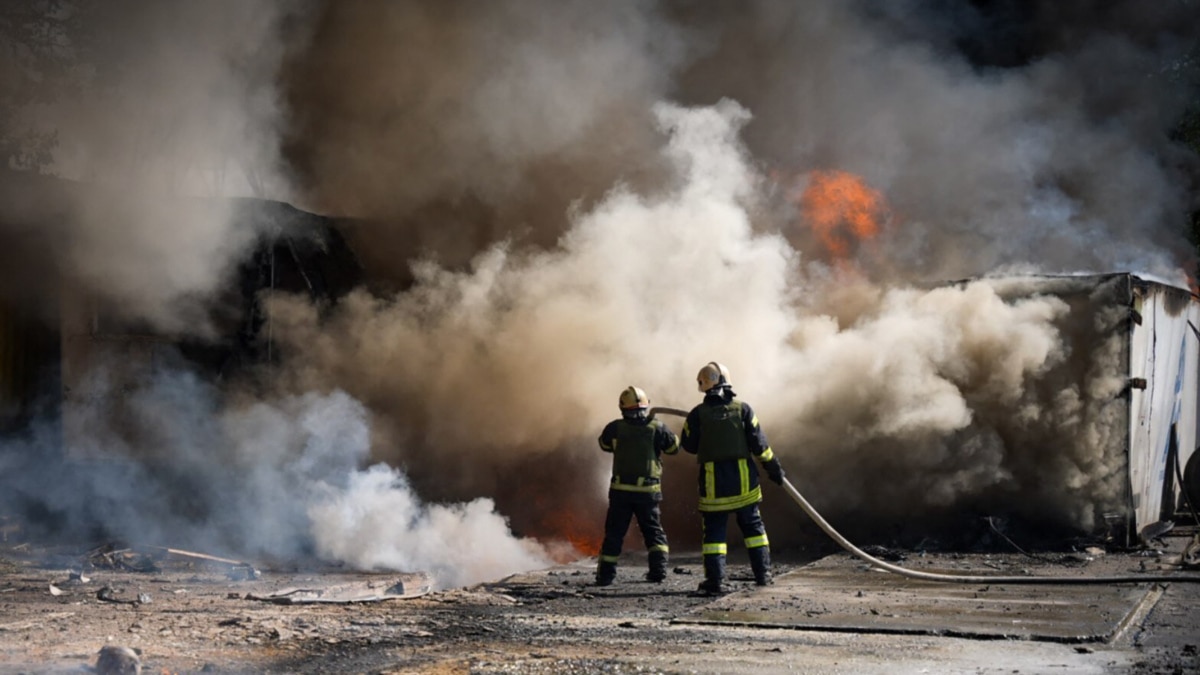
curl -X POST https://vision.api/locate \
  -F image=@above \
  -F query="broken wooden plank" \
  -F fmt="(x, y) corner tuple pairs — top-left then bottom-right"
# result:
(132, 545), (260, 578)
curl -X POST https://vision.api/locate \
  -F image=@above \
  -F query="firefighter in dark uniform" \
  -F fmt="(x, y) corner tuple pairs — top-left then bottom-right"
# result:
(681, 362), (784, 595)
(595, 386), (680, 586)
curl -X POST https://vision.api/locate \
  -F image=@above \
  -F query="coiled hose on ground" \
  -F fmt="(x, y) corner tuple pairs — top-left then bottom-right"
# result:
(649, 406), (1200, 585)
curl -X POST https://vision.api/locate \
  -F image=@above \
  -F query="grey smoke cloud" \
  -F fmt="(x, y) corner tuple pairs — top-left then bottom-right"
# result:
(309, 465), (553, 588)
(282, 0), (1199, 285)
(28, 0), (297, 333)
(6, 0), (1199, 576)
(778, 275), (1131, 531)
(16, 366), (550, 588)
(268, 99), (1127, 544)
(283, 0), (687, 283)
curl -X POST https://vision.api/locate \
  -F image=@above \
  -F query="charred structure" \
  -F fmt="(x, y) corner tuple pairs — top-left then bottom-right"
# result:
(0, 173), (364, 544)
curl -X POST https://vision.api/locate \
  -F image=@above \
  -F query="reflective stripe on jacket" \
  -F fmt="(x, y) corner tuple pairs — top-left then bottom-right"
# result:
(681, 394), (775, 512)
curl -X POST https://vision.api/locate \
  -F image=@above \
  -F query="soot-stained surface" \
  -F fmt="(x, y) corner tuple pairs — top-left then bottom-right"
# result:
(676, 554), (1158, 642)
(1, 540), (1198, 674)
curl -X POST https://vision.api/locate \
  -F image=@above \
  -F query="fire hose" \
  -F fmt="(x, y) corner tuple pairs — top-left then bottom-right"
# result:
(649, 406), (1200, 584)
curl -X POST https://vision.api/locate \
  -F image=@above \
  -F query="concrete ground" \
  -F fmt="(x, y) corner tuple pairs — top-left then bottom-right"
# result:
(1, 535), (1198, 674)
(490, 541), (1200, 675)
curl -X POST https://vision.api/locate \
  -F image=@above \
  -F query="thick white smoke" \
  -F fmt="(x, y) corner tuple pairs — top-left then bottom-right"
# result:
(270, 98), (1126, 541)
(4, 0), (1198, 581)
(1, 0), (562, 587)
(308, 466), (551, 588)
(268, 99), (799, 470)
(42, 366), (552, 588)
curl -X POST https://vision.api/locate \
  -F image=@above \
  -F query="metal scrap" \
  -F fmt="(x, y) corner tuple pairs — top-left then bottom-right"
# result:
(96, 585), (151, 605)
(247, 575), (432, 604)
(1140, 520), (1175, 546)
(1182, 537), (1200, 569)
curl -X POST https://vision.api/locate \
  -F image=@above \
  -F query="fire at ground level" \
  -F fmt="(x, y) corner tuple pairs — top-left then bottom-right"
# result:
(1, 530), (1198, 674)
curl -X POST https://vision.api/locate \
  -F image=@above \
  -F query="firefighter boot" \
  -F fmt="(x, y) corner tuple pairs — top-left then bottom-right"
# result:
(696, 554), (728, 595)
(646, 551), (668, 583)
(749, 546), (773, 586)
(595, 560), (617, 587)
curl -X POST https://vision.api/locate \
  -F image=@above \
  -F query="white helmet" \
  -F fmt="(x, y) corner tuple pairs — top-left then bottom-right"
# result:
(696, 362), (731, 392)
(619, 385), (650, 411)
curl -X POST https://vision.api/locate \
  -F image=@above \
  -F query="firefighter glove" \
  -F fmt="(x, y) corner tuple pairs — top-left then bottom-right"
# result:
(764, 458), (784, 486)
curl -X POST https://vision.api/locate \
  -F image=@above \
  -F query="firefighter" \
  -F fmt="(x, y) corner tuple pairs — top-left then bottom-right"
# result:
(595, 385), (680, 586)
(681, 362), (784, 595)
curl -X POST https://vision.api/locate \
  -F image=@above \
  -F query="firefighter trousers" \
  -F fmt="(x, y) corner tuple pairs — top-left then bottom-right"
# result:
(597, 489), (669, 582)
(701, 503), (770, 585)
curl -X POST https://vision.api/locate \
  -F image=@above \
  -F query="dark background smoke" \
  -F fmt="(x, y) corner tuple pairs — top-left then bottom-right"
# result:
(282, 0), (1200, 285)
(1, 0), (1199, 575)
(269, 0), (1200, 548)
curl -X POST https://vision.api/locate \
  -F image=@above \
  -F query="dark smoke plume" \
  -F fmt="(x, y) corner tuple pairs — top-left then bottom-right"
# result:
(269, 0), (1199, 547)
(2, 0), (1199, 581)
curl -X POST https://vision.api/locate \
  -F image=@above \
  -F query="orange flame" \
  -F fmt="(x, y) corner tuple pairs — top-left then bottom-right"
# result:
(529, 502), (602, 562)
(796, 170), (890, 259)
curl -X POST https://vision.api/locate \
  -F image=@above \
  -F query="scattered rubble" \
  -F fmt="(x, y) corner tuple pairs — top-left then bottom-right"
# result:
(246, 574), (432, 604)
(96, 584), (151, 605)
(0, 539), (1197, 673)
(1183, 536), (1200, 568)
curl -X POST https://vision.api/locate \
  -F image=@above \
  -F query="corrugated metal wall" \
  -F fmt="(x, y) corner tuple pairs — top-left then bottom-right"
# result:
(1127, 278), (1200, 539)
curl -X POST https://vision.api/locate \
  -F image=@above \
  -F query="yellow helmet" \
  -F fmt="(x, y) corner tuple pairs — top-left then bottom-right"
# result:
(696, 362), (731, 392)
(619, 385), (650, 411)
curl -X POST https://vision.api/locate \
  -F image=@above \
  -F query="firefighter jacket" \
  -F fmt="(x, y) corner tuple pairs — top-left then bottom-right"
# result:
(598, 415), (680, 494)
(681, 393), (777, 512)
